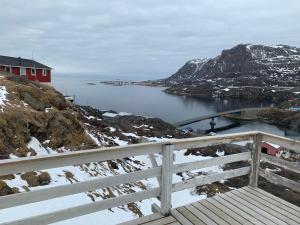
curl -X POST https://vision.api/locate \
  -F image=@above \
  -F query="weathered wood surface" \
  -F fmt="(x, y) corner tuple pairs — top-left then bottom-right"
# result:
(0, 167), (162, 210)
(249, 133), (263, 187)
(0, 131), (256, 176)
(120, 187), (300, 225)
(173, 151), (251, 173)
(0, 143), (162, 176)
(1, 188), (161, 225)
(160, 144), (174, 215)
(261, 132), (300, 153)
(261, 153), (300, 174)
(260, 168), (300, 193)
(172, 167), (251, 192)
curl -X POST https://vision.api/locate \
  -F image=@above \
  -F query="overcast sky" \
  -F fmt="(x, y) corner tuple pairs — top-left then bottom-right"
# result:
(0, 0), (299, 79)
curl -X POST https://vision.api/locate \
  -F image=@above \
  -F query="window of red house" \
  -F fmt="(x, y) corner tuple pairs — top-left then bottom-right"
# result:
(31, 68), (36, 76)
(20, 67), (26, 76)
(5, 66), (11, 72)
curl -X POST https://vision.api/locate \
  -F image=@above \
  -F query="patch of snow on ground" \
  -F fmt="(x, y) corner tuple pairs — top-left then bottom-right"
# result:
(103, 112), (118, 118)
(112, 137), (128, 146)
(0, 85), (8, 110)
(27, 137), (56, 155)
(119, 112), (132, 116)
(122, 132), (139, 138)
(109, 127), (116, 132)
(86, 130), (101, 146)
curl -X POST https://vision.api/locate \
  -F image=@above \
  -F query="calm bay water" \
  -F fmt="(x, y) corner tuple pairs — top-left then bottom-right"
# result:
(52, 74), (298, 138)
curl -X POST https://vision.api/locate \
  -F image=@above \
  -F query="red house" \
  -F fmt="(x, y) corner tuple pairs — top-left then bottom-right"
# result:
(261, 142), (284, 156)
(0, 55), (52, 84)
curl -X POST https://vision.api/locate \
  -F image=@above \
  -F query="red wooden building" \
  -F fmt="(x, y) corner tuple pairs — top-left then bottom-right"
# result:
(0, 55), (52, 83)
(261, 142), (284, 156)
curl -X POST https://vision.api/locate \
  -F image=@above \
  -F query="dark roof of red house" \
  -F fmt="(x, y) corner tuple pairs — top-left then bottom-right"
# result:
(0, 55), (52, 69)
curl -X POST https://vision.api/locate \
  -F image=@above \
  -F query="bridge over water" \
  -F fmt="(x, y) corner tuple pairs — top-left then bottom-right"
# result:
(174, 107), (272, 128)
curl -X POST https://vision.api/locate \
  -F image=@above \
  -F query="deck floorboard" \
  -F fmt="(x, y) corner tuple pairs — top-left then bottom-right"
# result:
(119, 187), (300, 225)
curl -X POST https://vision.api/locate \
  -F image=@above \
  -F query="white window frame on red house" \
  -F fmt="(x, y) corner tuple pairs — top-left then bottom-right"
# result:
(20, 67), (26, 76)
(5, 66), (11, 73)
(42, 69), (47, 76)
(31, 68), (36, 76)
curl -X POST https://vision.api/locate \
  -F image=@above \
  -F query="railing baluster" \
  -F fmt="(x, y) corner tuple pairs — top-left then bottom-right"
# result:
(149, 153), (162, 187)
(249, 133), (263, 187)
(160, 144), (174, 216)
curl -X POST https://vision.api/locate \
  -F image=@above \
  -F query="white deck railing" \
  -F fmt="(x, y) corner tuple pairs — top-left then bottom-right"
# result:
(0, 131), (299, 225)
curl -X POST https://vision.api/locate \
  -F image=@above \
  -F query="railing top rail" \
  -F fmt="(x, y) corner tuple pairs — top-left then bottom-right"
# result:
(260, 132), (300, 153)
(0, 131), (299, 176)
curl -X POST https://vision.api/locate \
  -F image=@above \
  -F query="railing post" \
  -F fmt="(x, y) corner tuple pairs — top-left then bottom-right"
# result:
(160, 143), (174, 216)
(249, 133), (263, 187)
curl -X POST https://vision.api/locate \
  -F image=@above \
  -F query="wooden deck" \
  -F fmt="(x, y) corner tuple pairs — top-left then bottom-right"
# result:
(119, 187), (300, 225)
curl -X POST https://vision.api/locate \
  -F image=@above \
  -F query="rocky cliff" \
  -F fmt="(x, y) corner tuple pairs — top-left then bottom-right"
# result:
(163, 44), (300, 101)
(167, 44), (300, 86)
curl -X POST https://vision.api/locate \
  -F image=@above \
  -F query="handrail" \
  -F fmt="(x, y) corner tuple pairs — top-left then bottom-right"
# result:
(0, 131), (299, 225)
(0, 131), (257, 176)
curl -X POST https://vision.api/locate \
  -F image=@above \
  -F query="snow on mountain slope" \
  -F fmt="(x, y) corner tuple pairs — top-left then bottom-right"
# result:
(166, 44), (300, 85)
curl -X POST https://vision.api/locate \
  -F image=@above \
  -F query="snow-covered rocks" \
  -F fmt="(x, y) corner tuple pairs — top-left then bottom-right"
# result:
(0, 86), (8, 111)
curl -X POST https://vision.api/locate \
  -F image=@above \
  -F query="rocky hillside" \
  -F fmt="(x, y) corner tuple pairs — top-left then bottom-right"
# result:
(163, 44), (300, 101)
(167, 44), (300, 86)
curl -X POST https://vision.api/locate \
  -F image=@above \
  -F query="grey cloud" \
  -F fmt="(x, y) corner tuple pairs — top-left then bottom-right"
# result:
(0, 0), (299, 78)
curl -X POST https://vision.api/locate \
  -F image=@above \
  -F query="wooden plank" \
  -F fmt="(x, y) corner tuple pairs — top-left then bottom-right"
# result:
(172, 167), (250, 192)
(171, 208), (194, 225)
(236, 188), (300, 224)
(118, 213), (164, 225)
(0, 143), (162, 176)
(0, 132), (256, 177)
(199, 199), (242, 225)
(191, 201), (230, 225)
(171, 131), (256, 151)
(142, 216), (175, 225)
(176, 206), (206, 225)
(167, 222), (181, 225)
(245, 187), (300, 215)
(259, 169), (300, 192)
(173, 152), (251, 174)
(185, 204), (217, 225)
(226, 190), (288, 225)
(220, 193), (281, 224)
(0, 167), (161, 210)
(261, 154), (300, 174)
(261, 132), (300, 153)
(213, 195), (265, 225)
(249, 133), (262, 187)
(0, 188), (160, 225)
(160, 144), (174, 216)
(149, 153), (162, 187)
(151, 203), (161, 214)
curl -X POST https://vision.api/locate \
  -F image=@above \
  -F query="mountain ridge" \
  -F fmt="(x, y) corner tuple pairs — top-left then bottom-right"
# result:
(166, 43), (300, 85)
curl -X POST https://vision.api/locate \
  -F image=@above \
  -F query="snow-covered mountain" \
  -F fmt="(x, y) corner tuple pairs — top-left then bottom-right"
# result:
(166, 44), (300, 86)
